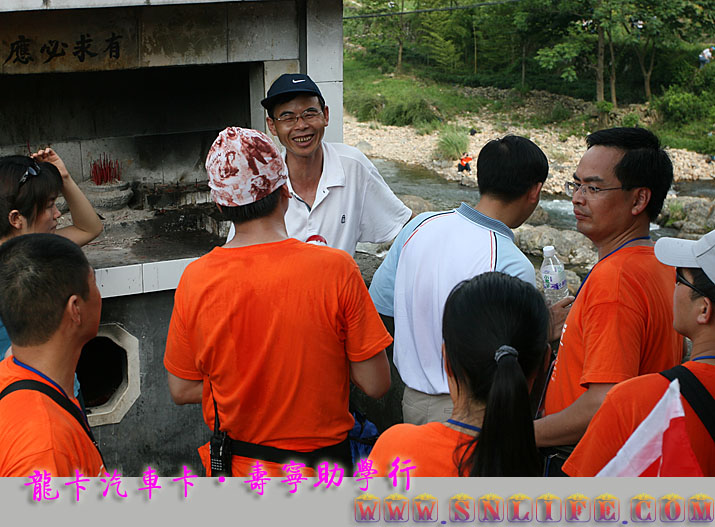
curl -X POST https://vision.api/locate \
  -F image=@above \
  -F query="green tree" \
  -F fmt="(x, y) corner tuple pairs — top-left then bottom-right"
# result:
(536, 0), (619, 124)
(619, 0), (715, 101)
(345, 0), (412, 71)
(414, 0), (465, 72)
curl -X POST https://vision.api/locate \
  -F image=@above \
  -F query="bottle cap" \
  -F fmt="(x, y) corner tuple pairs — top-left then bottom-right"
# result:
(543, 245), (555, 258)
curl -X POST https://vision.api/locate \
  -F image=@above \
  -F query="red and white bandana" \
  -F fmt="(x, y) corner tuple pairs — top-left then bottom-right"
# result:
(205, 127), (288, 207)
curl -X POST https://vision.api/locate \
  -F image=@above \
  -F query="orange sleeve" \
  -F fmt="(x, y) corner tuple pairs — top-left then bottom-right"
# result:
(580, 301), (646, 387)
(564, 382), (639, 476)
(3, 448), (104, 478)
(339, 262), (393, 363)
(164, 283), (202, 381)
(368, 426), (406, 476)
(3, 450), (61, 478)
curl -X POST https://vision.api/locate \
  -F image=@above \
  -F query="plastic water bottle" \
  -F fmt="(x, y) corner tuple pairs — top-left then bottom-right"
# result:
(541, 245), (568, 306)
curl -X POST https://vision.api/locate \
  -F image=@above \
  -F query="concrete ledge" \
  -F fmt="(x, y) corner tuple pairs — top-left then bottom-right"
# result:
(96, 258), (197, 299)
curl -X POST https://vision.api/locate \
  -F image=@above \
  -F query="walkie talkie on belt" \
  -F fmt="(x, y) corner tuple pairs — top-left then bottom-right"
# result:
(209, 382), (232, 477)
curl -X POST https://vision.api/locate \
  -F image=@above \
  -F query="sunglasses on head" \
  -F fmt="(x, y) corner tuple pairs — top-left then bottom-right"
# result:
(18, 162), (41, 187)
(676, 269), (712, 300)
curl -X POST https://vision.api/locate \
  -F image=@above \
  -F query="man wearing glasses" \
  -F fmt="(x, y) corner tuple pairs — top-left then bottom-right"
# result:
(227, 73), (411, 255)
(563, 230), (715, 476)
(535, 128), (683, 468)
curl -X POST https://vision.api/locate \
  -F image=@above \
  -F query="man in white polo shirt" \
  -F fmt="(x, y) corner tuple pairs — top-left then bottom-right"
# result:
(370, 136), (573, 424)
(227, 73), (411, 255)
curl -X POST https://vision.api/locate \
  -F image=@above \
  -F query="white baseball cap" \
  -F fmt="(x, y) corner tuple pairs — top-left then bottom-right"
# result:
(655, 230), (715, 283)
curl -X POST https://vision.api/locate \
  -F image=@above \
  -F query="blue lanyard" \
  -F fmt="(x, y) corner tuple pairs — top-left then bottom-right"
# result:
(447, 418), (481, 433)
(692, 355), (715, 362)
(575, 236), (652, 298)
(12, 357), (71, 400)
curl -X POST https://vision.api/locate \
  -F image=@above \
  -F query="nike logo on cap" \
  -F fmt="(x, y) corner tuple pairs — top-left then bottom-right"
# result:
(292, 79), (306, 83)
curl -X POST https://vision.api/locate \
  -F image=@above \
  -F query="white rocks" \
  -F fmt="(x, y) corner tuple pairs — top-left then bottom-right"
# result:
(343, 104), (714, 196)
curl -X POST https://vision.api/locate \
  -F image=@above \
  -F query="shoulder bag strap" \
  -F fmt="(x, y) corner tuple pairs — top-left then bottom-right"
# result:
(660, 365), (715, 443)
(0, 379), (105, 466)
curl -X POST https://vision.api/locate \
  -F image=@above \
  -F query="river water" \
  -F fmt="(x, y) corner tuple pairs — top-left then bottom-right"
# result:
(371, 157), (691, 245)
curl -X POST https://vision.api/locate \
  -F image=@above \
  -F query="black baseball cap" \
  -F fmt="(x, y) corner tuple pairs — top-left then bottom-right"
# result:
(261, 73), (324, 111)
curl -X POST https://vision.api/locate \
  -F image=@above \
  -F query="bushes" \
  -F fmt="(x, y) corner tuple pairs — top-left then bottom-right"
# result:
(379, 97), (439, 126)
(655, 87), (712, 125)
(692, 65), (715, 95)
(352, 94), (385, 122)
(436, 125), (469, 160)
(620, 112), (640, 128)
(549, 102), (573, 123)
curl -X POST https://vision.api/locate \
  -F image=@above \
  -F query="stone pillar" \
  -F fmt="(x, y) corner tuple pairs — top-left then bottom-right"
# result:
(249, 62), (266, 133)
(305, 0), (343, 143)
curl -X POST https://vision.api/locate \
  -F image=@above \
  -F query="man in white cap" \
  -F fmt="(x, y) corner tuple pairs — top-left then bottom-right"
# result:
(227, 73), (412, 255)
(164, 127), (391, 477)
(564, 229), (715, 476)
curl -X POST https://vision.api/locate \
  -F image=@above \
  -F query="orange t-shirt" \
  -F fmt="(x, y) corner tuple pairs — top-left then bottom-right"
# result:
(0, 358), (105, 477)
(564, 362), (715, 476)
(368, 422), (474, 477)
(164, 239), (392, 477)
(544, 246), (682, 416)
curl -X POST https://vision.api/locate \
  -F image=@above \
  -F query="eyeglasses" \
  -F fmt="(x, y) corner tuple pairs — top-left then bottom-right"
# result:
(564, 180), (624, 198)
(273, 109), (324, 126)
(18, 162), (41, 187)
(676, 269), (711, 299)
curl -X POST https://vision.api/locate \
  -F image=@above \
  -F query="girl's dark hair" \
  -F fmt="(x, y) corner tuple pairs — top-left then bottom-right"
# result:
(442, 271), (549, 476)
(0, 155), (62, 238)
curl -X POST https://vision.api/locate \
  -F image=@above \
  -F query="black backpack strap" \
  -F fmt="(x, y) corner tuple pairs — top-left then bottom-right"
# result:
(660, 365), (715, 443)
(0, 380), (105, 467)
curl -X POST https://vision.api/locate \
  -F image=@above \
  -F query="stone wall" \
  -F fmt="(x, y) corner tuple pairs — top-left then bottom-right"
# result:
(0, 0), (343, 185)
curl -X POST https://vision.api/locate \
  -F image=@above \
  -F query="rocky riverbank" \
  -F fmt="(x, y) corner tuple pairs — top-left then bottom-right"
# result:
(343, 107), (714, 196)
(345, 100), (713, 287)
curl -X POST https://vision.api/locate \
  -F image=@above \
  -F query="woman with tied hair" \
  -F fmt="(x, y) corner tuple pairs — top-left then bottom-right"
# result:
(0, 148), (103, 362)
(368, 271), (550, 476)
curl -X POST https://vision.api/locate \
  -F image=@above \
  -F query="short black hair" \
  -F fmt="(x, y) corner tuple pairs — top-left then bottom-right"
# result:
(0, 156), (62, 238)
(0, 234), (91, 346)
(219, 186), (282, 224)
(265, 93), (326, 119)
(586, 127), (673, 221)
(476, 136), (548, 201)
(679, 267), (715, 302)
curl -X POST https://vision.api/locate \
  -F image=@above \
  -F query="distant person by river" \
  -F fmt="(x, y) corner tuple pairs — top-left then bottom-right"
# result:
(457, 153), (472, 173)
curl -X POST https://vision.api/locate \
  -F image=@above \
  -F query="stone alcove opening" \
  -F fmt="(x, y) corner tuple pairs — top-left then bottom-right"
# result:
(77, 336), (126, 408)
(76, 324), (140, 427)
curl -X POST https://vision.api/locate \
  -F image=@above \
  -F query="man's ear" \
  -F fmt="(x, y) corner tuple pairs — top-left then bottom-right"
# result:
(631, 187), (651, 216)
(66, 294), (82, 326)
(697, 296), (712, 325)
(8, 210), (25, 231)
(527, 182), (543, 204)
(266, 116), (278, 137)
(323, 105), (330, 126)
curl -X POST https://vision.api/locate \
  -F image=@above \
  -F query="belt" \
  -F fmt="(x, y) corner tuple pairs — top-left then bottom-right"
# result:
(229, 436), (353, 469)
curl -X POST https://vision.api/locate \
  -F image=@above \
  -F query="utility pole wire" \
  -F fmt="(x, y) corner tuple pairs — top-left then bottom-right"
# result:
(343, 0), (525, 20)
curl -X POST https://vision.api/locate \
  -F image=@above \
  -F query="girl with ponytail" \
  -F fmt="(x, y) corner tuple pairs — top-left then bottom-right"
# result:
(368, 271), (550, 476)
